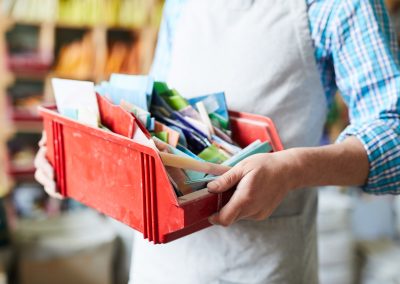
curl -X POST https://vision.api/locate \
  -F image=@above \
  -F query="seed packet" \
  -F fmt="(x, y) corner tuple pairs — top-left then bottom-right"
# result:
(110, 74), (154, 109)
(198, 144), (229, 164)
(222, 140), (272, 167)
(188, 92), (230, 133)
(120, 100), (152, 129)
(52, 78), (99, 127)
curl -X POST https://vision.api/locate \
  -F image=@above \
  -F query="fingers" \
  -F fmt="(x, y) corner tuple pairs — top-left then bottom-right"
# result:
(209, 202), (270, 226)
(208, 181), (253, 226)
(207, 164), (247, 225)
(209, 200), (243, 227)
(34, 147), (54, 180)
(207, 166), (243, 193)
(34, 168), (64, 200)
(38, 131), (47, 147)
(34, 142), (63, 200)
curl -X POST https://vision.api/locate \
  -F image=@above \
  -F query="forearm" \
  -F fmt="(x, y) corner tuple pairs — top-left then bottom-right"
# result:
(207, 136), (371, 225)
(288, 137), (370, 190)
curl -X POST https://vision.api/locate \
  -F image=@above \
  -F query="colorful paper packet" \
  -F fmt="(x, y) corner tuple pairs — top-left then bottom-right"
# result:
(154, 121), (180, 147)
(110, 74), (154, 109)
(52, 78), (100, 128)
(198, 144), (229, 164)
(222, 140), (272, 167)
(188, 92), (230, 132)
(153, 137), (205, 181)
(97, 82), (149, 111)
(159, 89), (189, 111)
(120, 100), (152, 130)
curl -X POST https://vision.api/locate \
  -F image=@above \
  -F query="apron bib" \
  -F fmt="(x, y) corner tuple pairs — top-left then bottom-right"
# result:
(131, 0), (327, 283)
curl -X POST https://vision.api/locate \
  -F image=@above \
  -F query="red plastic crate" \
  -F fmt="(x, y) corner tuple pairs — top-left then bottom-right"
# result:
(39, 94), (283, 244)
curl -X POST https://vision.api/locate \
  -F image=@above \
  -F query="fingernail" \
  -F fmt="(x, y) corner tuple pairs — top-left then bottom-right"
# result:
(208, 214), (217, 225)
(207, 181), (219, 192)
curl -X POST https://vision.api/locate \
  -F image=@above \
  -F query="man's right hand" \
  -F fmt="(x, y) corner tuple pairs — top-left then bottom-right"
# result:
(34, 132), (64, 200)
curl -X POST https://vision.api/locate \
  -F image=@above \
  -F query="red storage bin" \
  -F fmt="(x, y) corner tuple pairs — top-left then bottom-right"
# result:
(39, 94), (283, 244)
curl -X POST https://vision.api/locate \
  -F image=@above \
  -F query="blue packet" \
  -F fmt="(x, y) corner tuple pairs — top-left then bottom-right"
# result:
(110, 74), (154, 109)
(154, 114), (209, 154)
(188, 92), (230, 131)
(95, 81), (149, 111)
(176, 144), (200, 160)
(222, 140), (272, 167)
(151, 90), (174, 116)
(111, 85), (148, 111)
(172, 111), (209, 139)
(60, 108), (78, 120)
(95, 81), (108, 96)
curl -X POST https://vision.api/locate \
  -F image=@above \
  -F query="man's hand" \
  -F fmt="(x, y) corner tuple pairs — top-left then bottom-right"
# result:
(207, 137), (369, 226)
(34, 132), (64, 200)
(207, 151), (298, 226)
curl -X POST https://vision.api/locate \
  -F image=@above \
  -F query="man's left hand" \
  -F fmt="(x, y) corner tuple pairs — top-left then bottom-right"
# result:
(207, 151), (298, 226)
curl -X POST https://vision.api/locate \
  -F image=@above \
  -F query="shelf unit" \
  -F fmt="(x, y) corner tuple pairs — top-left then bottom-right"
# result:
(0, 0), (162, 198)
(0, 17), (14, 197)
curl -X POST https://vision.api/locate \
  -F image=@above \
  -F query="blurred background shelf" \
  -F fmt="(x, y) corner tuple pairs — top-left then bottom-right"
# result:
(0, 0), (162, 193)
(0, 0), (398, 284)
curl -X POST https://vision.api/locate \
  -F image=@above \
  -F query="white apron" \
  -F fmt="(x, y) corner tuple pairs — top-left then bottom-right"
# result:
(130, 0), (327, 283)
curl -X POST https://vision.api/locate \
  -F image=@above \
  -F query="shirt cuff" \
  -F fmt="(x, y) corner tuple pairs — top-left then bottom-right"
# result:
(337, 119), (400, 194)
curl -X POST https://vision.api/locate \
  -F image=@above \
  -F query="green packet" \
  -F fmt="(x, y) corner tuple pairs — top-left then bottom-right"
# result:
(198, 144), (229, 164)
(209, 112), (229, 131)
(154, 131), (169, 143)
(160, 89), (189, 111)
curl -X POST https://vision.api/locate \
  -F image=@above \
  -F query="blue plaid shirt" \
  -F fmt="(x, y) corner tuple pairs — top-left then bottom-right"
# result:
(151, 0), (400, 194)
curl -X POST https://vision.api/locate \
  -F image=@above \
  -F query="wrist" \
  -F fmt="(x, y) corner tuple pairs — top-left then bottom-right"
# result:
(279, 148), (307, 191)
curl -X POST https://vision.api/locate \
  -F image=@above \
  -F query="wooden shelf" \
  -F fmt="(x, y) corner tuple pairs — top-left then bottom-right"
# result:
(12, 120), (43, 133)
(8, 167), (35, 177)
(7, 18), (150, 32)
(10, 70), (48, 81)
(12, 112), (42, 122)
(56, 22), (144, 31)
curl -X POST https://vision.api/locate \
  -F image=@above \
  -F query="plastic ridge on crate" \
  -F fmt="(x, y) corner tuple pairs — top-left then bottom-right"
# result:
(39, 94), (283, 244)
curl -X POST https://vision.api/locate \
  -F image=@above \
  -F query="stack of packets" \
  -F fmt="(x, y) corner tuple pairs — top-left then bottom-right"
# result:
(51, 75), (273, 196)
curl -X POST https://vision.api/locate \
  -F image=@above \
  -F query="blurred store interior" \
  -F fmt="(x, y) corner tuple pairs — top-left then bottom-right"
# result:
(0, 0), (399, 283)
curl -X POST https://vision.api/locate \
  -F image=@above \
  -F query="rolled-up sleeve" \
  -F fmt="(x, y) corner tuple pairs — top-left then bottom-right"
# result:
(333, 0), (400, 194)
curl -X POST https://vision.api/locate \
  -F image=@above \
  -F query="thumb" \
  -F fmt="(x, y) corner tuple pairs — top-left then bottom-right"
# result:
(207, 167), (243, 193)
(39, 131), (47, 147)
